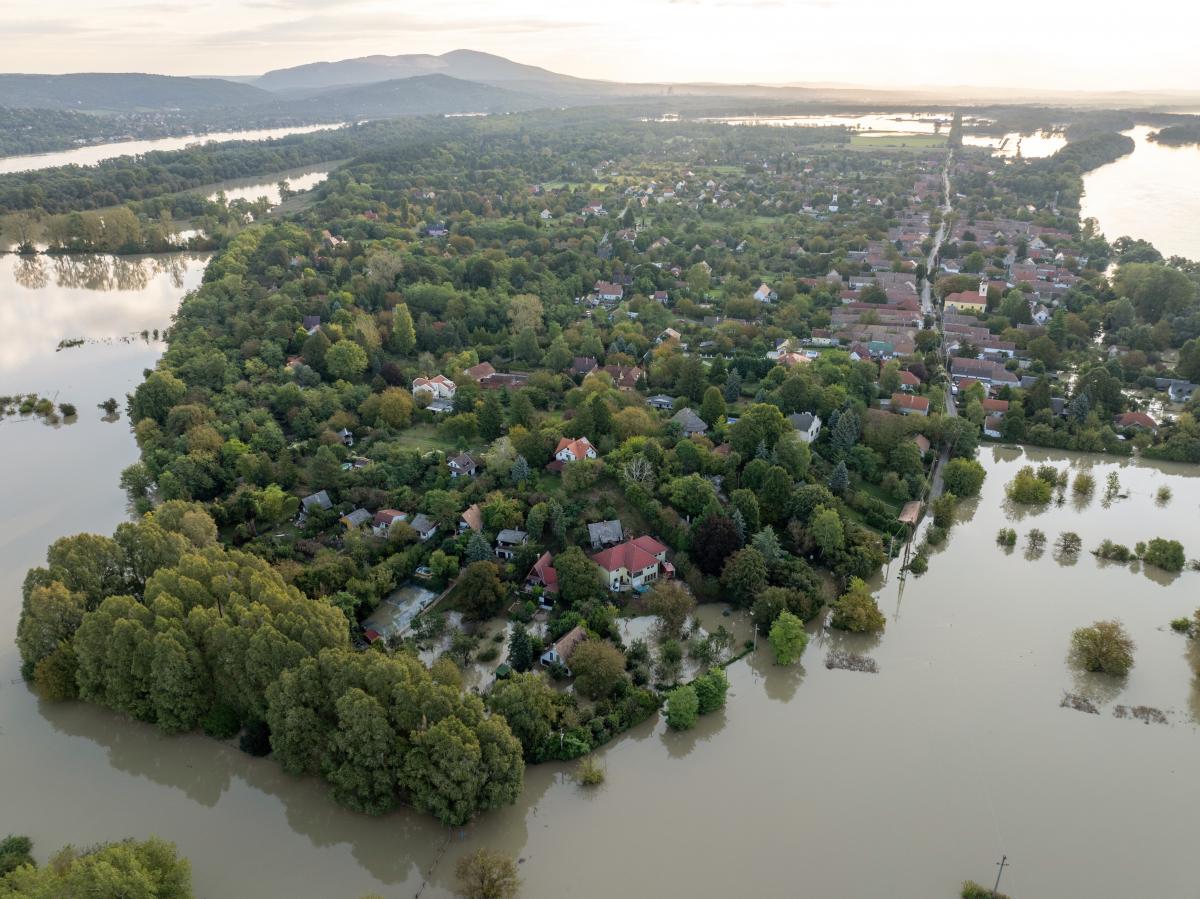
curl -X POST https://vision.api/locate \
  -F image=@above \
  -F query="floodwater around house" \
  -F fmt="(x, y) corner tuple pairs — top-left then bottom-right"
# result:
(363, 582), (439, 642)
(1081, 125), (1200, 262)
(0, 123), (347, 174)
(2, 250), (1200, 896)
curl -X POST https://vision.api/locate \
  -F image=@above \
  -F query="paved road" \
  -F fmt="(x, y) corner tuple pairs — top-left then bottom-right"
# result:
(925, 158), (956, 503)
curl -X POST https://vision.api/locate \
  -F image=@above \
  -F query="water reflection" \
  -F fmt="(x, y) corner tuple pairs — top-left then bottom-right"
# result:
(745, 649), (808, 703)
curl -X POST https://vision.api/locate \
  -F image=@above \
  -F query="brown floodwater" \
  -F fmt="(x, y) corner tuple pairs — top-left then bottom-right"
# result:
(2, 253), (1199, 897)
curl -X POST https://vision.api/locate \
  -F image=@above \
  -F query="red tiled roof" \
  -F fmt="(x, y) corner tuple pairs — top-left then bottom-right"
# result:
(528, 551), (558, 592)
(891, 393), (930, 412)
(1115, 411), (1157, 429)
(591, 539), (661, 574)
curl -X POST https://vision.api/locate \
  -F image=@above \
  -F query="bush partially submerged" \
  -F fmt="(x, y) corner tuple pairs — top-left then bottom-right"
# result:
(1070, 620), (1135, 676)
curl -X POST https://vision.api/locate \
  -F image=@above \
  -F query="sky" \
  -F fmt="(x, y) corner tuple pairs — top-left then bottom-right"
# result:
(3, 0), (1199, 92)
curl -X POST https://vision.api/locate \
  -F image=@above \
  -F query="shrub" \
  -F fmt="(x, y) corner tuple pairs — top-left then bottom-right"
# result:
(1170, 617), (1192, 634)
(665, 685), (700, 730)
(1072, 471), (1095, 495)
(1142, 538), (1186, 573)
(58, 403), (77, 417)
(1055, 532), (1082, 560)
(942, 458), (986, 497)
(693, 667), (730, 714)
(830, 578), (886, 633)
(577, 756), (605, 786)
(1006, 466), (1052, 504)
(1026, 528), (1046, 552)
(1070, 620), (1135, 676)
(925, 525), (947, 547)
(996, 528), (1017, 546)
(0, 835), (34, 877)
(1156, 485), (1173, 504)
(1094, 540), (1133, 562)
(768, 611), (808, 665)
(455, 849), (521, 899)
(962, 881), (1010, 899)
(476, 645), (500, 663)
(907, 553), (929, 575)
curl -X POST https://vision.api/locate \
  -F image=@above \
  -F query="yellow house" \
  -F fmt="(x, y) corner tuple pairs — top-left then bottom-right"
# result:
(944, 291), (988, 314)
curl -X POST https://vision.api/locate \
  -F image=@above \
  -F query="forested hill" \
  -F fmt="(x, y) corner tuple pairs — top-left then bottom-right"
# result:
(0, 72), (271, 111)
(285, 74), (542, 117)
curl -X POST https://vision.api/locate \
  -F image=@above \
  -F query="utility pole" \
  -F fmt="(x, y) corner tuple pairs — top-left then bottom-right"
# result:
(992, 854), (1008, 897)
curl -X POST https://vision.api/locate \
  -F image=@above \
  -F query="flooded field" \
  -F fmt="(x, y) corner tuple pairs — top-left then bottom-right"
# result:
(207, 166), (333, 205)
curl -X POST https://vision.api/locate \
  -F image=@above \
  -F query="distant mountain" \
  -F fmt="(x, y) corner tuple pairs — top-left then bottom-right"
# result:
(256, 49), (595, 95)
(284, 74), (539, 117)
(0, 73), (271, 111)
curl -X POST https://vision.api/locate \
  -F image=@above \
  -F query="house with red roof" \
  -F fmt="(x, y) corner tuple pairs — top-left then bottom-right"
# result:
(891, 393), (930, 416)
(591, 536), (673, 592)
(897, 369), (921, 391)
(554, 436), (598, 464)
(411, 374), (456, 401)
(1114, 411), (1158, 432)
(525, 551), (559, 598)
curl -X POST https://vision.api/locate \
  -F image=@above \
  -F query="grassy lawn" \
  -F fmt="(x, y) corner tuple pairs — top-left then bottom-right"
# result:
(393, 423), (466, 454)
(848, 134), (947, 150)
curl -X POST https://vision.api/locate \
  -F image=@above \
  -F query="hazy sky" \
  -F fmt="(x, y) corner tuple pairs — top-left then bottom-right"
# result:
(4, 0), (1198, 91)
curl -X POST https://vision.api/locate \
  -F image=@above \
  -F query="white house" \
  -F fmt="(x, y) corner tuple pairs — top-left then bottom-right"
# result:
(495, 529), (529, 560)
(788, 412), (822, 443)
(591, 536), (673, 592)
(408, 513), (438, 542)
(412, 375), (456, 401)
(447, 452), (478, 478)
(554, 436), (598, 463)
(540, 625), (587, 673)
(753, 283), (775, 303)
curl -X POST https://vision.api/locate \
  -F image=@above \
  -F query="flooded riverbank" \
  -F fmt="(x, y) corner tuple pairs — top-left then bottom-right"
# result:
(2, 250), (1200, 896)
(1082, 125), (1200, 261)
(0, 123), (348, 175)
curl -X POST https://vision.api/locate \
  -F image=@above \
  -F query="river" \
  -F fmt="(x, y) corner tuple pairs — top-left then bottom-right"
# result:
(1081, 125), (1200, 262)
(3, 254), (1200, 897)
(0, 123), (347, 175)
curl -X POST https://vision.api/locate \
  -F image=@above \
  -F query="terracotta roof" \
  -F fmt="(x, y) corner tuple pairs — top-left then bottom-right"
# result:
(898, 370), (921, 386)
(528, 551), (559, 592)
(1115, 411), (1157, 429)
(982, 398), (1010, 413)
(555, 436), (596, 460)
(591, 536), (665, 574)
(461, 504), (483, 532)
(464, 361), (496, 381)
(552, 625), (588, 660)
(891, 393), (930, 412)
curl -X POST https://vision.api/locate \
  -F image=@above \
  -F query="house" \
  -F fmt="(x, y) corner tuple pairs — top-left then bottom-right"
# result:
(460, 503), (483, 533)
(672, 407), (708, 436)
(427, 398), (454, 414)
(647, 394), (675, 411)
(591, 536), (673, 592)
(426, 222), (449, 237)
(944, 291), (989, 314)
(300, 490), (332, 513)
(495, 529), (529, 560)
(540, 625), (588, 673)
(891, 393), (930, 416)
(570, 356), (599, 377)
(587, 520), (624, 550)
(554, 436), (598, 463)
(525, 551), (559, 598)
(297, 490), (332, 524)
(897, 370), (921, 391)
(464, 361), (497, 382)
(447, 452), (478, 478)
(788, 412), (822, 443)
(753, 283), (776, 303)
(337, 428), (354, 447)
(302, 315), (321, 335)
(600, 364), (643, 390)
(409, 513), (438, 542)
(652, 290), (670, 305)
(1114, 411), (1158, 432)
(981, 398), (1009, 416)
(657, 327), (682, 344)
(372, 509), (407, 537)
(983, 415), (1004, 439)
(340, 508), (372, 530)
(412, 374), (457, 401)
(593, 281), (624, 302)
(539, 209), (553, 220)
(583, 202), (607, 216)
(911, 433), (931, 455)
